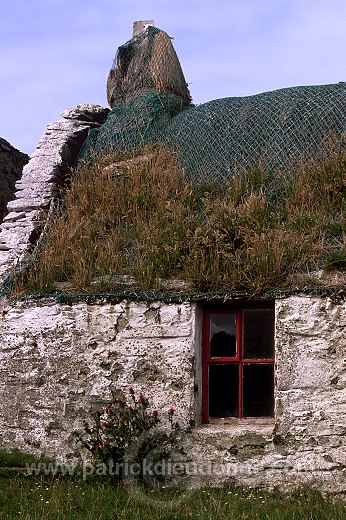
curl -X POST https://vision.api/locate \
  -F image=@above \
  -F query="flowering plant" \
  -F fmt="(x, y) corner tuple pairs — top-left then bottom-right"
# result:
(77, 388), (186, 480)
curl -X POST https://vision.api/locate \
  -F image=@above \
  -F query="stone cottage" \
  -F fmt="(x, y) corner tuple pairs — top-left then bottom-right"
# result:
(0, 22), (345, 496)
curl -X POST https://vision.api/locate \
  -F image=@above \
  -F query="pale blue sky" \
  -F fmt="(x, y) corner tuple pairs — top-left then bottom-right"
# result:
(0, 0), (345, 154)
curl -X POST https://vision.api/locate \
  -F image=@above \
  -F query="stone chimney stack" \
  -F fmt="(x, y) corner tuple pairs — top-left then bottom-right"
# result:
(106, 21), (191, 108)
(133, 20), (155, 37)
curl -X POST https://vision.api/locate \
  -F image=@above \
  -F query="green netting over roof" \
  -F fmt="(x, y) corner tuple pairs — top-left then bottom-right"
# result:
(78, 27), (346, 184)
(2, 26), (346, 302)
(79, 84), (346, 184)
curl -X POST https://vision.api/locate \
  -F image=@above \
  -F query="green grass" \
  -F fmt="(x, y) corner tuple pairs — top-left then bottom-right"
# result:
(0, 473), (344, 520)
(14, 137), (346, 296)
(0, 450), (344, 519)
(0, 449), (54, 469)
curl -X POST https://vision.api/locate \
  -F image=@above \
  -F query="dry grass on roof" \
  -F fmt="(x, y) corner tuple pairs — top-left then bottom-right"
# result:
(15, 138), (346, 296)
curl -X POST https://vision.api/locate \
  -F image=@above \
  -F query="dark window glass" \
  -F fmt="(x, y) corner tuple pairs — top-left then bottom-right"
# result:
(210, 314), (236, 357)
(209, 364), (238, 417)
(243, 363), (274, 417)
(243, 309), (274, 359)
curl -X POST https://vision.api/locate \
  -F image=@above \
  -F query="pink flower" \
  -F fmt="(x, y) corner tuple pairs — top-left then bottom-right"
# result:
(139, 395), (146, 402)
(94, 444), (100, 450)
(108, 407), (114, 413)
(102, 441), (109, 447)
(168, 408), (175, 415)
(101, 421), (108, 428)
(129, 387), (135, 394)
(152, 409), (159, 417)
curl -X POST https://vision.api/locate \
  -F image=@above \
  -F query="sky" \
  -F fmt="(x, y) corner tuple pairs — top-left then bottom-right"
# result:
(0, 0), (345, 155)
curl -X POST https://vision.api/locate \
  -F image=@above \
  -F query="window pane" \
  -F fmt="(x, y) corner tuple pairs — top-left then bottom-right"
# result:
(243, 309), (274, 359)
(210, 314), (236, 357)
(209, 364), (239, 418)
(243, 363), (274, 417)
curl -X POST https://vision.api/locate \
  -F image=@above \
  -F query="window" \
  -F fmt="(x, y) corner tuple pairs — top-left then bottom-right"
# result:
(202, 303), (275, 423)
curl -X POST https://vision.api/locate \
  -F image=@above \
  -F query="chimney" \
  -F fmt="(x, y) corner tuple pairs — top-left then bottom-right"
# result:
(132, 20), (155, 37)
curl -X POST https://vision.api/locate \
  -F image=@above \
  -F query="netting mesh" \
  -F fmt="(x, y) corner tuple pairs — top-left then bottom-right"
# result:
(106, 26), (191, 108)
(2, 285), (344, 304)
(79, 84), (346, 184)
(6, 27), (345, 301)
(78, 27), (346, 186)
(81, 93), (189, 158)
(169, 84), (346, 183)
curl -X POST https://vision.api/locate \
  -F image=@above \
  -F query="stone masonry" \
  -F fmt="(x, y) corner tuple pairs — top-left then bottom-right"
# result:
(0, 295), (344, 495)
(0, 138), (29, 223)
(0, 104), (109, 283)
(0, 22), (344, 498)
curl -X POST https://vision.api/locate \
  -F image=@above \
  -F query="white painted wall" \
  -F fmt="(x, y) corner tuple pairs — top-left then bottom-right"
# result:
(0, 295), (344, 494)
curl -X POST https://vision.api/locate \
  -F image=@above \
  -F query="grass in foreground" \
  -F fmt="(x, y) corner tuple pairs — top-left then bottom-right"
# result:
(14, 138), (346, 295)
(0, 473), (345, 520)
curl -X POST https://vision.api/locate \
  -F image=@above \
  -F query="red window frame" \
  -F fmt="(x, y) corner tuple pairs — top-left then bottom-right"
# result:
(202, 302), (275, 423)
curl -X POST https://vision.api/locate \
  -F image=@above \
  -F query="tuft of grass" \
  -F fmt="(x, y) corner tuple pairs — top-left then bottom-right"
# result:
(17, 144), (199, 293)
(325, 249), (346, 271)
(14, 137), (346, 295)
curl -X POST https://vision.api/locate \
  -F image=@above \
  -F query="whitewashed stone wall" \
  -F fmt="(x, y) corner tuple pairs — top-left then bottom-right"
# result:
(0, 298), (196, 459)
(0, 295), (345, 495)
(191, 296), (346, 495)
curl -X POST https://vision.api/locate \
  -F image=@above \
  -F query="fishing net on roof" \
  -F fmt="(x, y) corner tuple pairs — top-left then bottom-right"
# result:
(78, 26), (346, 185)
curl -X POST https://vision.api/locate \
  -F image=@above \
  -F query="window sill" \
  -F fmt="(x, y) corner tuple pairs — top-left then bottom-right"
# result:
(193, 419), (275, 437)
(208, 417), (275, 426)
